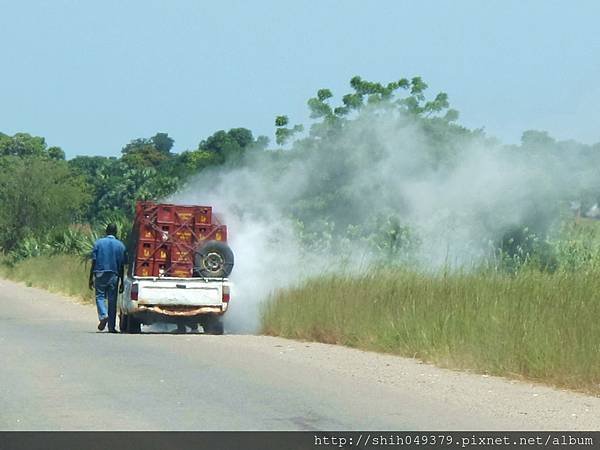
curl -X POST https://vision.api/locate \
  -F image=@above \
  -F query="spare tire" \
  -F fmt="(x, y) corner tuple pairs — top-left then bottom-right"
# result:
(194, 240), (234, 278)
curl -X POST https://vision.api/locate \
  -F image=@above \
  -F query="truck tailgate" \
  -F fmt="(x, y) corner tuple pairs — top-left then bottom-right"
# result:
(137, 280), (222, 306)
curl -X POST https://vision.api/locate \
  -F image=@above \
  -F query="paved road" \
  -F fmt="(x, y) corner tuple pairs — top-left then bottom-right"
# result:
(1, 278), (599, 431)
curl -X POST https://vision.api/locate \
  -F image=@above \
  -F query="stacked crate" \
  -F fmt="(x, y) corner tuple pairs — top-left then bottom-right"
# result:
(133, 201), (228, 278)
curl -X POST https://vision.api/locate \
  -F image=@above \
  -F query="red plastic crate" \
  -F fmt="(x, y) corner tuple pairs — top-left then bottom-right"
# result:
(156, 223), (173, 242)
(171, 243), (194, 264)
(136, 239), (156, 260)
(156, 205), (174, 223)
(139, 223), (156, 240)
(192, 224), (228, 242)
(152, 243), (169, 262)
(169, 263), (193, 278)
(213, 225), (227, 242)
(154, 261), (168, 277)
(196, 207), (212, 225)
(174, 207), (195, 225)
(135, 259), (154, 277)
(173, 226), (194, 243)
(194, 225), (211, 240)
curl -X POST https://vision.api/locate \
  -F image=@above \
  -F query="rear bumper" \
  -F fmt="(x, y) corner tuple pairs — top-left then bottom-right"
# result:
(135, 304), (224, 316)
(126, 303), (227, 326)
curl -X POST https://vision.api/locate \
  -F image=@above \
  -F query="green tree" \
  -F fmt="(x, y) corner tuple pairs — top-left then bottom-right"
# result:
(68, 155), (121, 220)
(121, 137), (171, 169)
(0, 132), (47, 158)
(198, 128), (265, 164)
(521, 130), (556, 150)
(275, 116), (303, 145)
(47, 146), (66, 160)
(151, 132), (175, 154)
(0, 157), (90, 250)
(176, 149), (218, 175)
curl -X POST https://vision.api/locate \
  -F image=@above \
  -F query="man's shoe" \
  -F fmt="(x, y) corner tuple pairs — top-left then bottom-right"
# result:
(98, 318), (108, 331)
(108, 328), (117, 333)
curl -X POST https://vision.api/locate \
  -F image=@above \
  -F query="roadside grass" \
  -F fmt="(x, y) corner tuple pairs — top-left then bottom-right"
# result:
(0, 254), (93, 302)
(261, 268), (600, 394)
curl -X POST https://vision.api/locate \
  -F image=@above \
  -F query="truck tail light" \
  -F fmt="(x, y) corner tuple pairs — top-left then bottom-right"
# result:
(222, 285), (230, 303)
(131, 283), (139, 301)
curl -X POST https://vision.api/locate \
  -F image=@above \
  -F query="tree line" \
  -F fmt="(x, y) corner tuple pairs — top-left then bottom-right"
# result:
(2, 75), (600, 268)
(0, 127), (266, 254)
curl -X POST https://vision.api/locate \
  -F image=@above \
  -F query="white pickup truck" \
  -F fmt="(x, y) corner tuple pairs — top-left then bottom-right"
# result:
(122, 201), (235, 334)
(118, 276), (231, 334)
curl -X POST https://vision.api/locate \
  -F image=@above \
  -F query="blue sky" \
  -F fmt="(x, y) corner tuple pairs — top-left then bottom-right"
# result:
(1, 0), (599, 158)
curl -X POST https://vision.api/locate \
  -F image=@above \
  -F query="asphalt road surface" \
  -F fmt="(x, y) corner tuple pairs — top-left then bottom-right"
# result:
(1, 278), (599, 431)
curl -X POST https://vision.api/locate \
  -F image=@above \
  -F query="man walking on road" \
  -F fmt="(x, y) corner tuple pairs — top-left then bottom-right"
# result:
(89, 223), (127, 333)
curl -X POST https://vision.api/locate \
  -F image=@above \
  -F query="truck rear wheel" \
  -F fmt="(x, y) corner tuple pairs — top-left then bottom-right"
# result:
(127, 315), (142, 334)
(119, 313), (128, 333)
(203, 315), (224, 335)
(194, 241), (234, 278)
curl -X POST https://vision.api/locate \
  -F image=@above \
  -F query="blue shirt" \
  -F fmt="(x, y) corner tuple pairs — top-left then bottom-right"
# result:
(91, 235), (127, 274)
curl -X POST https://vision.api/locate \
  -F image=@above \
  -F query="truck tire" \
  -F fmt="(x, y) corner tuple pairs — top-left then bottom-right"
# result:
(127, 315), (142, 334)
(119, 313), (128, 333)
(203, 315), (224, 335)
(194, 241), (234, 278)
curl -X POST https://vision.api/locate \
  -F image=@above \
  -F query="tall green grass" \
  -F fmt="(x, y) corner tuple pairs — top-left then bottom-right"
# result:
(261, 269), (600, 393)
(0, 254), (93, 302)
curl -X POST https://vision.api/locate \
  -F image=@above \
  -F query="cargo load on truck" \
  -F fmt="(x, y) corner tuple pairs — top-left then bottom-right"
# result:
(132, 201), (234, 279)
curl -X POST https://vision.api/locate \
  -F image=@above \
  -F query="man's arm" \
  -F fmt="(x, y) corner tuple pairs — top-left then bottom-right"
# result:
(89, 242), (97, 290)
(89, 259), (95, 290)
(118, 247), (127, 294)
(118, 263), (125, 293)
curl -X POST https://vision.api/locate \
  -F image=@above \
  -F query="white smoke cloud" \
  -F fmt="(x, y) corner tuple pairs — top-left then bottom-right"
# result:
(170, 109), (596, 332)
(172, 166), (314, 333)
